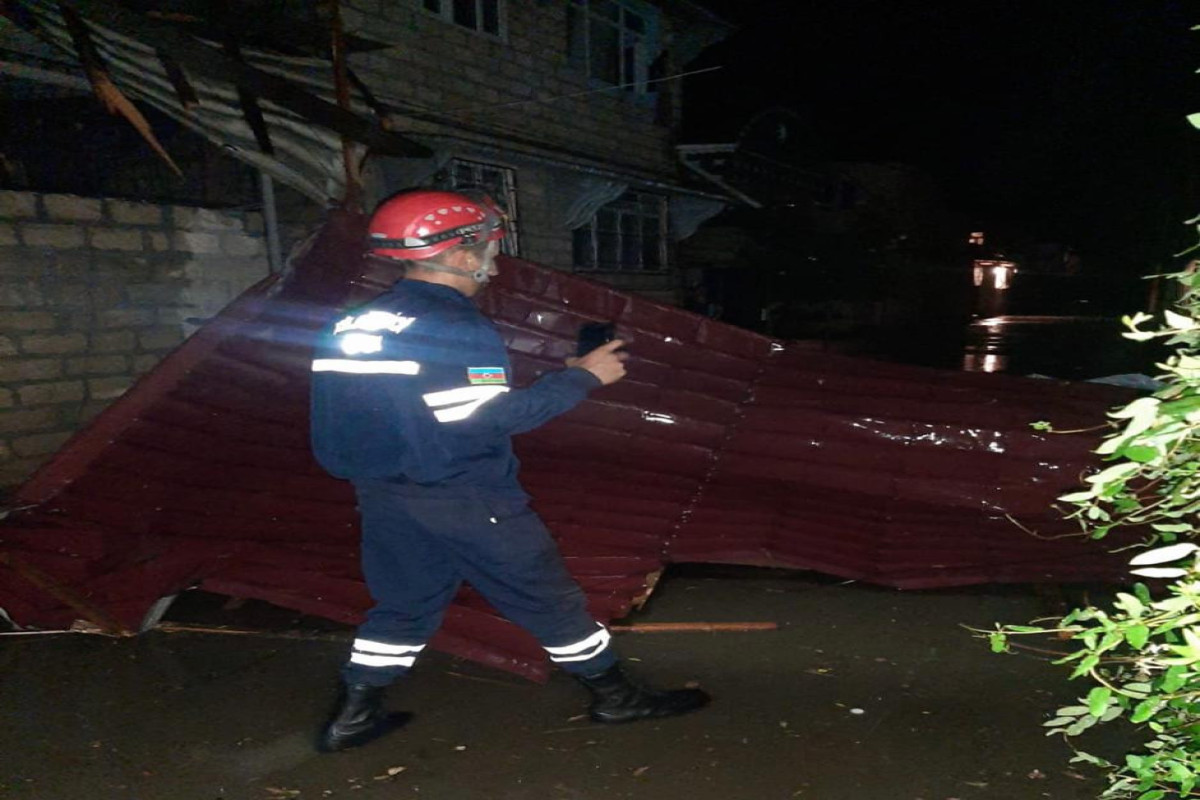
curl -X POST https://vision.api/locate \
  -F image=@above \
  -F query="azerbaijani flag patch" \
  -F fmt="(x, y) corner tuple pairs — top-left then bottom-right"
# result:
(467, 366), (507, 385)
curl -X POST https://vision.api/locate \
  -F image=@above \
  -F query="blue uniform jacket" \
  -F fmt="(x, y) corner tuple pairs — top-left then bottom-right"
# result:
(310, 280), (600, 494)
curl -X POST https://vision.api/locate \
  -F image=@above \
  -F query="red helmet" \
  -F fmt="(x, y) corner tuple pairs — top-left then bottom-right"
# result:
(366, 189), (505, 260)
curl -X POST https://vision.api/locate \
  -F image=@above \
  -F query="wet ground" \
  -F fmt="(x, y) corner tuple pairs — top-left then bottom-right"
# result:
(2, 567), (1130, 800)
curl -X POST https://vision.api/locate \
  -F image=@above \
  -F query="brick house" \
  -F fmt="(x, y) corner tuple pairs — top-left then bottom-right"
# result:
(5, 0), (734, 302)
(345, 0), (734, 302)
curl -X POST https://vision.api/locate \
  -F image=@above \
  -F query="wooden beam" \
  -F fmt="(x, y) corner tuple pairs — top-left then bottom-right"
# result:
(327, 0), (362, 211)
(156, 50), (199, 111)
(0, 551), (133, 637)
(212, 0), (274, 155)
(59, 2), (183, 176)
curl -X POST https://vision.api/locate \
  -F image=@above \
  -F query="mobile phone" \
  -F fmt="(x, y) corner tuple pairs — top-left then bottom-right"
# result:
(577, 321), (616, 357)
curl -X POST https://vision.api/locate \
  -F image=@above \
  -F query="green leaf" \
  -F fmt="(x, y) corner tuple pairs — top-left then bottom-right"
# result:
(1130, 542), (1200, 566)
(1164, 309), (1195, 330)
(1085, 461), (1141, 485)
(1181, 625), (1200, 655)
(1161, 666), (1188, 692)
(1124, 311), (1155, 328)
(1065, 715), (1098, 736)
(1116, 593), (1147, 618)
(1127, 624), (1151, 649)
(1135, 583), (1154, 604)
(989, 631), (1007, 653)
(1131, 699), (1161, 723)
(1153, 596), (1195, 614)
(1160, 395), (1200, 417)
(1151, 523), (1194, 534)
(1097, 630), (1124, 652)
(1056, 705), (1091, 717)
(1110, 396), (1161, 421)
(1070, 653), (1100, 679)
(1123, 445), (1160, 462)
(1087, 686), (1112, 717)
(1137, 791), (1165, 800)
(1167, 759), (1192, 785)
(1043, 717), (1074, 727)
(1070, 751), (1109, 766)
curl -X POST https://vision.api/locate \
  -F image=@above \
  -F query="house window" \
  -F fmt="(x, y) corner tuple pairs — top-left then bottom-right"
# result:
(423, 0), (503, 36)
(434, 158), (521, 256)
(572, 191), (667, 272)
(567, 0), (657, 92)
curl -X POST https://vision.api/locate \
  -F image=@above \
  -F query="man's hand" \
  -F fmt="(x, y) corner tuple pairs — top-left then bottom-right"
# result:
(566, 339), (628, 385)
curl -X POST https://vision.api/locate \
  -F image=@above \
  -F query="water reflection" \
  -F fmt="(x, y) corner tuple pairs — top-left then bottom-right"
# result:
(961, 315), (1145, 379)
(961, 350), (1008, 373)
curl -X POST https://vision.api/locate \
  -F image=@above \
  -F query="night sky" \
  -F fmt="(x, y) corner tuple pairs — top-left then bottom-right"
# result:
(682, 0), (1196, 272)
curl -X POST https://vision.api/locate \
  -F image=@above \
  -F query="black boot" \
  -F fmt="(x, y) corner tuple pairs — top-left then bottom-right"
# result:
(575, 664), (710, 724)
(317, 683), (411, 753)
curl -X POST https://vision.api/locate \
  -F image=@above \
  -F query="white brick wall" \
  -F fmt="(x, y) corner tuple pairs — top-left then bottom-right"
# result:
(0, 190), (273, 489)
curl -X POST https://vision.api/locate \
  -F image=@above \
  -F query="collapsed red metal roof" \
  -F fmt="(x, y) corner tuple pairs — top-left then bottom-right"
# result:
(0, 212), (1135, 680)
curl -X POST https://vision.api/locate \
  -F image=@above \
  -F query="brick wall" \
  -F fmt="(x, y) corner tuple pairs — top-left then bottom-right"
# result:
(344, 1), (678, 179)
(0, 190), (273, 491)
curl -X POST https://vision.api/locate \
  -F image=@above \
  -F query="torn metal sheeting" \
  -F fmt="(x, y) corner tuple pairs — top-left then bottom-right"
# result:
(0, 211), (1139, 681)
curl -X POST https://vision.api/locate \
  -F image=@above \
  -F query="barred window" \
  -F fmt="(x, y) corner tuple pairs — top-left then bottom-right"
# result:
(434, 158), (521, 257)
(572, 191), (667, 272)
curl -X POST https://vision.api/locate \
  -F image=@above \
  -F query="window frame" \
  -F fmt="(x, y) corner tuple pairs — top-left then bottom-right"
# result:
(421, 0), (506, 38)
(567, 0), (659, 94)
(572, 190), (669, 274)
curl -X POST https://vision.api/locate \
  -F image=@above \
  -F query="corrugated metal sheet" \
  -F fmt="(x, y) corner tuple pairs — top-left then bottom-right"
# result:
(9, 0), (425, 203)
(0, 212), (1135, 680)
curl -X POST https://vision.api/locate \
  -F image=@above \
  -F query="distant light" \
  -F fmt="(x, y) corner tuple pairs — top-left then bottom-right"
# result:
(993, 265), (1011, 290)
(642, 412), (676, 425)
(968, 231), (985, 245)
(972, 259), (1017, 290)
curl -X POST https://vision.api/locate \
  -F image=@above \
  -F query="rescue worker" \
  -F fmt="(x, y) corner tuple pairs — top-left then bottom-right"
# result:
(310, 189), (710, 753)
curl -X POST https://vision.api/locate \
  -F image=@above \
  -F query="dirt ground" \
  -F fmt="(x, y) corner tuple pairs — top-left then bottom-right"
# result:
(1, 566), (1131, 800)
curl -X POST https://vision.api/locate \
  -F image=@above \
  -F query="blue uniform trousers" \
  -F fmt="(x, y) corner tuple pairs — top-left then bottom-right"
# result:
(343, 479), (617, 686)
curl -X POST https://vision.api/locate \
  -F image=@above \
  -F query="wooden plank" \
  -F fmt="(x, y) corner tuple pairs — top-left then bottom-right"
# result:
(0, 551), (131, 636)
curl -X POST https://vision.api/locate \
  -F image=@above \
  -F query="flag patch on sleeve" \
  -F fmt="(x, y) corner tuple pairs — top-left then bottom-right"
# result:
(467, 366), (507, 385)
